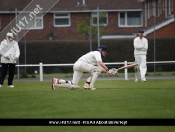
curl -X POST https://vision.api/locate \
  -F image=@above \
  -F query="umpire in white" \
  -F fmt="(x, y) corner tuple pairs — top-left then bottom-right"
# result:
(134, 30), (148, 82)
(0, 33), (20, 88)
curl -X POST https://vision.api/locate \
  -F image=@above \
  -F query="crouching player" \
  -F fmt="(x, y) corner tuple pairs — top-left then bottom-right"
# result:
(52, 45), (109, 90)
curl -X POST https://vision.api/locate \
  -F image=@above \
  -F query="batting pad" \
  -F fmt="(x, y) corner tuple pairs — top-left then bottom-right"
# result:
(55, 84), (80, 90)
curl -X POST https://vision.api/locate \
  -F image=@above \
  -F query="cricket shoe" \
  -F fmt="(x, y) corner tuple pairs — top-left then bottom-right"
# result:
(52, 78), (58, 90)
(69, 81), (80, 90)
(83, 83), (96, 90)
(142, 79), (147, 82)
(70, 85), (80, 90)
(135, 79), (139, 82)
(8, 85), (14, 88)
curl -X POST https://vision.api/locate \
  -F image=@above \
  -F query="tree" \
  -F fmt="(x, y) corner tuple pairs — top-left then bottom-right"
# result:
(77, 12), (108, 40)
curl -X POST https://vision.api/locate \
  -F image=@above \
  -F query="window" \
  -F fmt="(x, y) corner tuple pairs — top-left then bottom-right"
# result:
(92, 12), (108, 26)
(54, 13), (70, 27)
(153, 0), (156, 17)
(171, 0), (173, 12)
(0, 15), (1, 30)
(158, 0), (163, 17)
(148, 0), (150, 19)
(169, 0), (173, 14)
(152, 0), (154, 17)
(165, 0), (167, 17)
(19, 13), (43, 29)
(119, 12), (142, 27)
(162, 0), (165, 12)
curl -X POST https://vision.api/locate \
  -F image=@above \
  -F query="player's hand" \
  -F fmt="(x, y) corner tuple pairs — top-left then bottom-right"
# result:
(108, 73), (114, 76)
(14, 57), (18, 60)
(107, 68), (118, 76)
(5, 56), (10, 60)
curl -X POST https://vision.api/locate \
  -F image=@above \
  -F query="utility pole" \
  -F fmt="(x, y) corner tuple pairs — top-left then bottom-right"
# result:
(90, 18), (92, 51)
(15, 8), (20, 79)
(97, 7), (100, 46)
(153, 0), (156, 75)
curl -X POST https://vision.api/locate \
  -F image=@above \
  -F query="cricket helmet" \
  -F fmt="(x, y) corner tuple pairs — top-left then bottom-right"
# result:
(97, 45), (108, 53)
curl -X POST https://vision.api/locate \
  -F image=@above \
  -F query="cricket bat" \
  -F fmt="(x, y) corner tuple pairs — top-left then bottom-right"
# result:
(117, 63), (138, 71)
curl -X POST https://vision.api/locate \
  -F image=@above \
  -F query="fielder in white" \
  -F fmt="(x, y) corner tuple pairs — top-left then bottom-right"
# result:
(134, 30), (148, 82)
(52, 45), (109, 90)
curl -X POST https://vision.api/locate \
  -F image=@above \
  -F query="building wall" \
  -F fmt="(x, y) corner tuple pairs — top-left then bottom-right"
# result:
(0, 9), (174, 41)
(1, 12), (143, 41)
(22, 13), (92, 41)
(143, 0), (175, 38)
(106, 12), (142, 35)
(0, 14), (15, 30)
(147, 22), (175, 38)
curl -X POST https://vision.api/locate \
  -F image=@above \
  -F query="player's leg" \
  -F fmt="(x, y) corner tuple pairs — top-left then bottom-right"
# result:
(134, 57), (141, 82)
(83, 76), (92, 89)
(83, 65), (102, 90)
(72, 70), (83, 86)
(52, 78), (79, 90)
(8, 64), (16, 87)
(72, 60), (94, 87)
(140, 56), (147, 82)
(0, 63), (8, 86)
(73, 60), (102, 90)
(72, 60), (84, 85)
(89, 71), (100, 89)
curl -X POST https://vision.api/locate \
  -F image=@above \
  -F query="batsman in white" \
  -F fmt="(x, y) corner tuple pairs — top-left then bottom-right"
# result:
(134, 30), (148, 82)
(52, 45), (109, 90)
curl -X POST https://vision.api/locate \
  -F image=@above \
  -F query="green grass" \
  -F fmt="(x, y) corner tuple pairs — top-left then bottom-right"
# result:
(0, 79), (175, 132)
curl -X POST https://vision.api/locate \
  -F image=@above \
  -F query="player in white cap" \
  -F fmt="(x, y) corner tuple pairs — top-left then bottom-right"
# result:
(0, 32), (20, 88)
(134, 29), (148, 82)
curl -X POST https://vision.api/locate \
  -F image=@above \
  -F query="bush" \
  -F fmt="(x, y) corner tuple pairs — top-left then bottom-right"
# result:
(20, 72), (29, 78)
(18, 38), (175, 73)
(30, 74), (36, 78)
(157, 66), (163, 72)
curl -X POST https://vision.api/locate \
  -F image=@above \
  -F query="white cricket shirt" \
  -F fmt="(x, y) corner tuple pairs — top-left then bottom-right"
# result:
(134, 36), (148, 56)
(78, 51), (102, 65)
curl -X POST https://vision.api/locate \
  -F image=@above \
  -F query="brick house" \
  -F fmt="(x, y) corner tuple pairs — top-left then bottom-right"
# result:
(139, 0), (175, 38)
(0, 0), (174, 41)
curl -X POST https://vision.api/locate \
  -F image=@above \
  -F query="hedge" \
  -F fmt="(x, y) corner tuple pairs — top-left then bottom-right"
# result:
(18, 38), (175, 73)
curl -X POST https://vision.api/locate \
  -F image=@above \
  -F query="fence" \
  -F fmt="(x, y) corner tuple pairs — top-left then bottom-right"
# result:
(15, 61), (175, 81)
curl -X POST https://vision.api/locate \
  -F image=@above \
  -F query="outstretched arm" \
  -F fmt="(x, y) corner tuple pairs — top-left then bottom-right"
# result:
(98, 61), (108, 72)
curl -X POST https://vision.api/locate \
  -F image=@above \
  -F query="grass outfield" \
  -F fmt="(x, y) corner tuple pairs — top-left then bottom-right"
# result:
(0, 79), (175, 132)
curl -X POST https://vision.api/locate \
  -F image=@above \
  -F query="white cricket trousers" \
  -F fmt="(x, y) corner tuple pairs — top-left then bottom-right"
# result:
(72, 60), (101, 88)
(134, 55), (147, 81)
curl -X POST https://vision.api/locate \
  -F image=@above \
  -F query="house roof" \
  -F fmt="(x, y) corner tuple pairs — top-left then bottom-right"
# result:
(53, 0), (142, 10)
(0, 0), (142, 13)
(0, 0), (31, 11)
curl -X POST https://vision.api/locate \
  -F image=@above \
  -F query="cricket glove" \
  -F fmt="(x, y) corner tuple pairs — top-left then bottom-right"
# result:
(107, 68), (118, 76)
